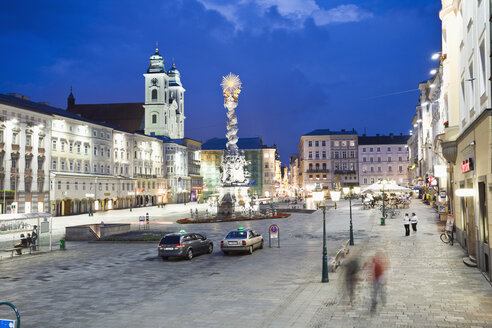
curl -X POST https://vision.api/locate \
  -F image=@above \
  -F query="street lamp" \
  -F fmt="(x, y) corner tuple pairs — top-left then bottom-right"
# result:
(330, 190), (341, 209)
(128, 191), (135, 211)
(319, 201), (329, 283)
(85, 193), (95, 216)
(380, 179), (388, 225)
(343, 186), (361, 246)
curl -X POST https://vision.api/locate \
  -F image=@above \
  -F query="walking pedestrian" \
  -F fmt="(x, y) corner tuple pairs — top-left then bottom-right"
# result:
(403, 213), (410, 236)
(344, 253), (360, 304)
(411, 212), (418, 233)
(366, 251), (389, 313)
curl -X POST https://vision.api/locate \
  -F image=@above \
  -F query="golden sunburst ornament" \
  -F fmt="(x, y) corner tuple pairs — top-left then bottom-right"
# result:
(221, 73), (242, 92)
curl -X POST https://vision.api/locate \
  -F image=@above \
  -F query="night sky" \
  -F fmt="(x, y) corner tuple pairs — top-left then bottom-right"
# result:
(0, 0), (441, 164)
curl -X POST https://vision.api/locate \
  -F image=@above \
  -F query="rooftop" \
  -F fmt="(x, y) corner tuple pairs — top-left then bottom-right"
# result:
(303, 129), (357, 136)
(358, 134), (410, 145)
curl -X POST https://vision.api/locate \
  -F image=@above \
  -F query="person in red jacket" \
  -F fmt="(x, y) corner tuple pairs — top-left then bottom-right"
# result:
(367, 251), (390, 313)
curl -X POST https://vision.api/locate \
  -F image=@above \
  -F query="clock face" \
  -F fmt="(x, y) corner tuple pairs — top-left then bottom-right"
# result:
(151, 78), (158, 86)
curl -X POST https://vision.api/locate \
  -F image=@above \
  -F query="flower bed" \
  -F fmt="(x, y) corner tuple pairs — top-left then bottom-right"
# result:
(176, 213), (291, 224)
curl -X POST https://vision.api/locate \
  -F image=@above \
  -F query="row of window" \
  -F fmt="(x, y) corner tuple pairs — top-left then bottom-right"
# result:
(308, 175), (356, 181)
(54, 181), (134, 192)
(0, 179), (44, 193)
(53, 122), (111, 140)
(362, 156), (406, 162)
(308, 140), (356, 147)
(361, 146), (405, 153)
(361, 166), (404, 173)
(308, 151), (356, 159)
(0, 157), (44, 170)
(0, 130), (44, 147)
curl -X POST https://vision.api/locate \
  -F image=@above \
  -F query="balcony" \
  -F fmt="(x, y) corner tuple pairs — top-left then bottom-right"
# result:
(25, 145), (32, 153)
(37, 170), (44, 177)
(334, 169), (356, 175)
(306, 169), (330, 173)
(24, 169), (32, 176)
(38, 147), (45, 155)
(11, 144), (19, 152)
(10, 168), (18, 174)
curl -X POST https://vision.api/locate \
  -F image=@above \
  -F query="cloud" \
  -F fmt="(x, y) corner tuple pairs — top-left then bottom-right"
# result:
(196, 0), (372, 30)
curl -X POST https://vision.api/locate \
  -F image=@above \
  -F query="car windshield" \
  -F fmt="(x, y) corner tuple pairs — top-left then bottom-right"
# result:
(226, 231), (248, 239)
(161, 235), (181, 244)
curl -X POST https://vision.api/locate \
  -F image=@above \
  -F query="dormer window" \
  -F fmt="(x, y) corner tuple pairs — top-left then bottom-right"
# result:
(151, 89), (158, 101)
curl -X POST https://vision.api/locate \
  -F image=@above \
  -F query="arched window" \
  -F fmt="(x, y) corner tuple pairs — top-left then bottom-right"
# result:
(151, 89), (158, 101)
(152, 114), (157, 124)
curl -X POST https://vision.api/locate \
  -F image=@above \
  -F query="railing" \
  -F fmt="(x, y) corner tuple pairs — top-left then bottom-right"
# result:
(306, 169), (330, 173)
(334, 170), (356, 174)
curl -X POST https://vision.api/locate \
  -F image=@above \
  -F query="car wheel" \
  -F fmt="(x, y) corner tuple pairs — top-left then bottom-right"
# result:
(248, 246), (253, 254)
(161, 256), (167, 261)
(186, 249), (193, 260)
(208, 243), (213, 254)
(259, 241), (264, 249)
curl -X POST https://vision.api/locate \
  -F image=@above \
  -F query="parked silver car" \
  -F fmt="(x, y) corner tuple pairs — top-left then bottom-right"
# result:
(220, 227), (263, 255)
(158, 231), (213, 260)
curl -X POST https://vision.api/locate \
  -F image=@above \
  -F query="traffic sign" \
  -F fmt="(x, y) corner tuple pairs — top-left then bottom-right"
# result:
(0, 319), (15, 328)
(269, 224), (280, 248)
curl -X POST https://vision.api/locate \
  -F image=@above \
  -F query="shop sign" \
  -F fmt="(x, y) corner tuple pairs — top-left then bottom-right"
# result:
(461, 158), (473, 173)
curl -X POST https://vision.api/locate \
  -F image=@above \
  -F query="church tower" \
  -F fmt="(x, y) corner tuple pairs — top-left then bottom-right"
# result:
(143, 45), (183, 138)
(167, 61), (186, 139)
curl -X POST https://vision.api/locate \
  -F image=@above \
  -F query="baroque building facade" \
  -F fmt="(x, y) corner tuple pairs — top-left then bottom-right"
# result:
(410, 0), (492, 279)
(358, 134), (410, 187)
(298, 129), (358, 197)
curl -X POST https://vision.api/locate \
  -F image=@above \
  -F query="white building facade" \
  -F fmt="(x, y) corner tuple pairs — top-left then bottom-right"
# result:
(358, 134), (410, 187)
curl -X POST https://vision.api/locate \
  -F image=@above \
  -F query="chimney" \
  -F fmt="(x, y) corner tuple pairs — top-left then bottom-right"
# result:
(376, 133), (380, 137)
(38, 101), (50, 106)
(389, 133), (394, 139)
(341, 129), (346, 132)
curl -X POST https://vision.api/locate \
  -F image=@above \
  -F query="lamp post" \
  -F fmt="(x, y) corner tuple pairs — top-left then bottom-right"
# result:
(380, 179), (388, 225)
(128, 191), (135, 211)
(319, 202), (329, 283)
(330, 190), (341, 210)
(343, 186), (361, 246)
(85, 193), (95, 216)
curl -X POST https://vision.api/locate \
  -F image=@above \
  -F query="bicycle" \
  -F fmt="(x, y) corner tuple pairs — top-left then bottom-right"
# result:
(440, 228), (454, 245)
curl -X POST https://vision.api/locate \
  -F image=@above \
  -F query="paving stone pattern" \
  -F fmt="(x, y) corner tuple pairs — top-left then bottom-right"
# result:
(0, 201), (492, 327)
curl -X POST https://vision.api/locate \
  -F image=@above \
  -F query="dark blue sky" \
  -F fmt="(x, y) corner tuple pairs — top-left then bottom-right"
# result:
(0, 0), (441, 164)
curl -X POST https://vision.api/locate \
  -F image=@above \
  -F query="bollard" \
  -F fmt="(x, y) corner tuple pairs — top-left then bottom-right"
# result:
(60, 239), (66, 250)
(380, 217), (385, 226)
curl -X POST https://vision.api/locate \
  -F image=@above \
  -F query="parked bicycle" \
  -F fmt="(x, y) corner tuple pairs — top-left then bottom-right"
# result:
(440, 228), (454, 245)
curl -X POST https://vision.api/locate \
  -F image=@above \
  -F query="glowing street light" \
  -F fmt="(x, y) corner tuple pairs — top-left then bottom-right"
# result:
(343, 186), (361, 245)
(330, 190), (341, 209)
(430, 69), (437, 75)
(431, 52), (441, 60)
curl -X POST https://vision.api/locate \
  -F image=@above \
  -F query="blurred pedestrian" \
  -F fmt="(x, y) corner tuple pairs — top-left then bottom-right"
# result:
(403, 213), (410, 236)
(344, 253), (360, 304)
(366, 251), (390, 313)
(411, 213), (418, 233)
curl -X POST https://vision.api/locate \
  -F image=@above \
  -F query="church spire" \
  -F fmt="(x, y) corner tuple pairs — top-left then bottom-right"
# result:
(67, 86), (75, 109)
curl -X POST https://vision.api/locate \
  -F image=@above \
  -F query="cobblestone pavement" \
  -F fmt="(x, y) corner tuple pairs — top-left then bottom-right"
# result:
(306, 201), (492, 328)
(1, 200), (491, 327)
